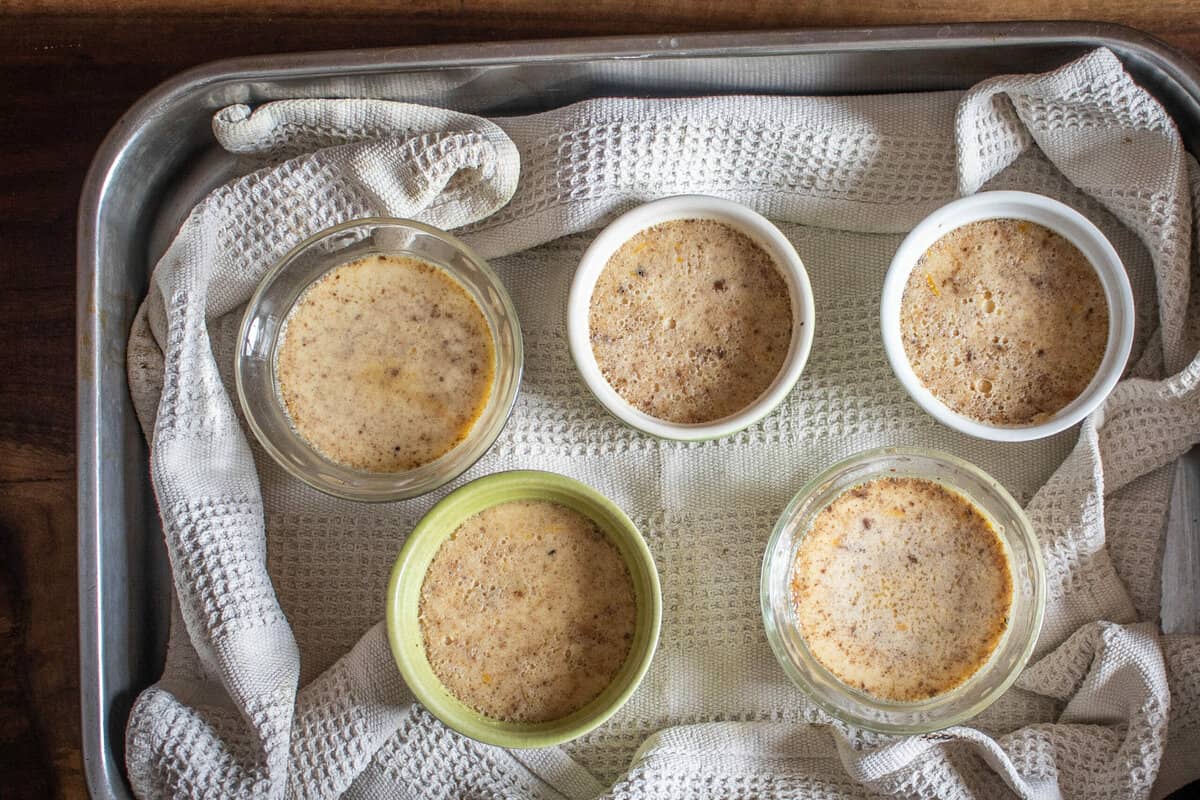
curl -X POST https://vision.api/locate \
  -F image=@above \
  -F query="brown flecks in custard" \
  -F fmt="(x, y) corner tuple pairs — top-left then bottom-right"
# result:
(419, 500), (637, 722)
(790, 477), (1013, 702)
(900, 218), (1109, 426)
(275, 254), (494, 472)
(588, 219), (793, 424)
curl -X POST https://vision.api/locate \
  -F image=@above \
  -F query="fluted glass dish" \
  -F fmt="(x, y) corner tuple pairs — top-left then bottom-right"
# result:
(761, 447), (1045, 733)
(235, 218), (523, 501)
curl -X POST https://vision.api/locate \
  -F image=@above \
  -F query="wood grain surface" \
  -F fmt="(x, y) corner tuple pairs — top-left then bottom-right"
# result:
(1, 2), (1198, 798)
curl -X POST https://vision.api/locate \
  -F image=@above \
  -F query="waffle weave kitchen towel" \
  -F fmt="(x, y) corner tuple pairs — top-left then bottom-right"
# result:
(125, 48), (1200, 799)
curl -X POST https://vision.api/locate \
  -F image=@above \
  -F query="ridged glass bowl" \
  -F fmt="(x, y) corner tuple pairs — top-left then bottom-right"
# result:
(761, 447), (1045, 733)
(235, 218), (523, 501)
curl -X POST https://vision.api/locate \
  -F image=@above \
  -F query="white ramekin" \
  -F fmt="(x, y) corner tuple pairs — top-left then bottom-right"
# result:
(880, 191), (1135, 442)
(567, 195), (816, 441)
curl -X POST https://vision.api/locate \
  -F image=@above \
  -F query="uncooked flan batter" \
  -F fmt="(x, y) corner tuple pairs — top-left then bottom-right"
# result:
(419, 500), (637, 722)
(791, 477), (1013, 702)
(900, 218), (1109, 426)
(589, 219), (793, 424)
(275, 254), (494, 472)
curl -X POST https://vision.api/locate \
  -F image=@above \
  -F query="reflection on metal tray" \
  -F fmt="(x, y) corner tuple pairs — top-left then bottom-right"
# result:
(77, 22), (1200, 800)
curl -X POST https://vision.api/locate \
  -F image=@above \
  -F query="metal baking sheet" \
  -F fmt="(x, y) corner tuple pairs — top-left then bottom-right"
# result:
(77, 22), (1200, 799)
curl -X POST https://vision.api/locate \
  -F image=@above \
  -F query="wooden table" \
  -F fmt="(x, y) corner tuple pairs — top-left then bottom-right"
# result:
(2, 2), (1198, 797)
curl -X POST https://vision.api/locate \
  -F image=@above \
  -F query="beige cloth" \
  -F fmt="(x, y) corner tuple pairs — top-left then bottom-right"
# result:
(125, 48), (1200, 799)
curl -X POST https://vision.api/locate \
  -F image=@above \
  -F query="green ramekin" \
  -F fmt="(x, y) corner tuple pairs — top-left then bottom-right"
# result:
(386, 470), (662, 748)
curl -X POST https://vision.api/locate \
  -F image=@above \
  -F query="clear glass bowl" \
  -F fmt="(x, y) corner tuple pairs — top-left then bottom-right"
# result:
(760, 447), (1045, 733)
(235, 218), (523, 502)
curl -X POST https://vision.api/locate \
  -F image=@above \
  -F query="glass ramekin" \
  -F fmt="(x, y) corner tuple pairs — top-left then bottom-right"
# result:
(761, 447), (1045, 733)
(235, 218), (523, 502)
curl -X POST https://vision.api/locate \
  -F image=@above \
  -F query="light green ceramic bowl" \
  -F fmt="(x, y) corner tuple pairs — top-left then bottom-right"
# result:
(386, 470), (662, 749)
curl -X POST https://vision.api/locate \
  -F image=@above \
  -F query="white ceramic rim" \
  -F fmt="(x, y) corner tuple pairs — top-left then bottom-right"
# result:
(880, 191), (1135, 442)
(567, 195), (816, 441)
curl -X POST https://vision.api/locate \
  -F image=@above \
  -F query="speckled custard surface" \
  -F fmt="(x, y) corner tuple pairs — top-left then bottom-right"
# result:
(275, 254), (494, 472)
(418, 500), (637, 722)
(900, 218), (1109, 426)
(588, 219), (793, 424)
(791, 477), (1013, 702)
